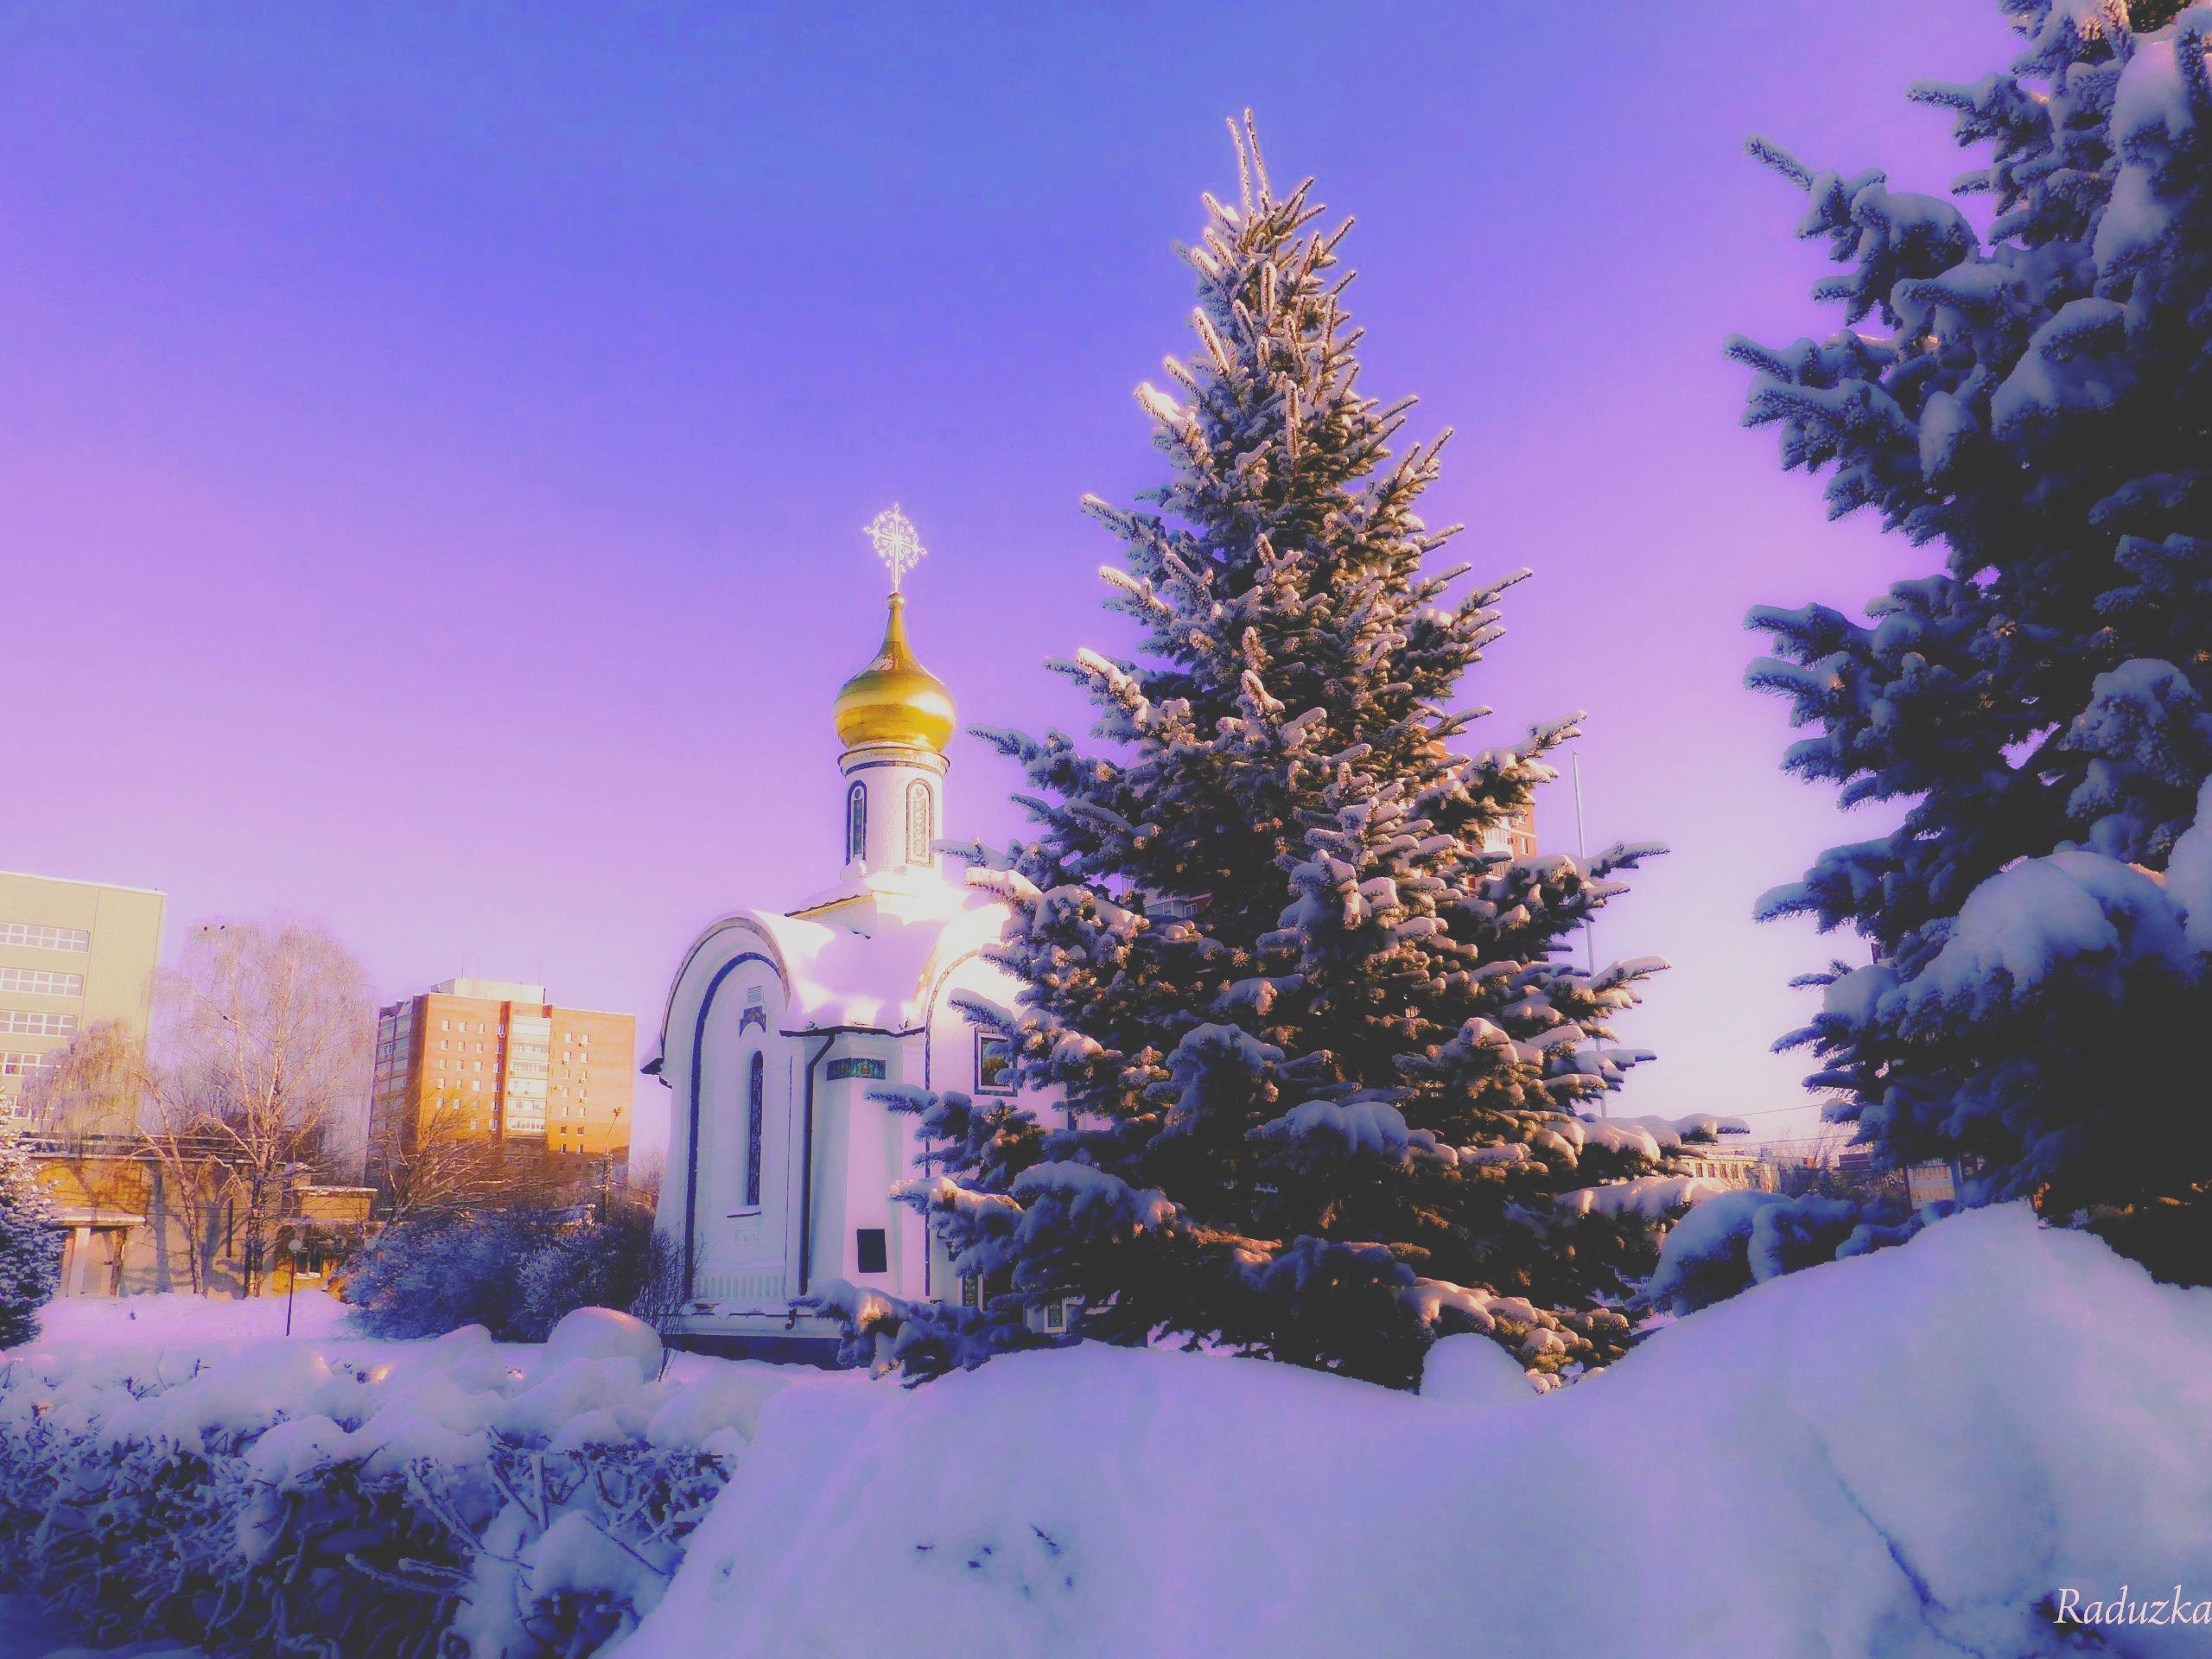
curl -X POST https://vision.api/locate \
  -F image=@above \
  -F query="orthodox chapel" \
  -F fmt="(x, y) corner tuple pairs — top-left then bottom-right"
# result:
(648, 511), (1050, 1361)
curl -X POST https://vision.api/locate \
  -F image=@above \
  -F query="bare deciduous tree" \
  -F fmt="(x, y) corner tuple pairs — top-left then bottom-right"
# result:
(379, 1096), (509, 1224)
(18, 1020), (143, 1140)
(143, 918), (373, 1297)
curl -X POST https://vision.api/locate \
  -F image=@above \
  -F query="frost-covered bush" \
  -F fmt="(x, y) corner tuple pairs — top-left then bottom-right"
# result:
(1643, 1190), (1904, 1313)
(0, 1119), (62, 1347)
(351, 1203), (672, 1343)
(1735, 0), (2212, 1278)
(348, 1207), (563, 1339)
(0, 1310), (780, 1658)
(515, 1203), (681, 1342)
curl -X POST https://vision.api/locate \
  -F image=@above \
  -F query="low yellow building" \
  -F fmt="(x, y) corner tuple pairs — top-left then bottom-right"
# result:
(29, 1134), (373, 1298)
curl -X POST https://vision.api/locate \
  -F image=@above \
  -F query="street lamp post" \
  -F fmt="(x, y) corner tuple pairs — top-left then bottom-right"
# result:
(284, 1242), (304, 1337)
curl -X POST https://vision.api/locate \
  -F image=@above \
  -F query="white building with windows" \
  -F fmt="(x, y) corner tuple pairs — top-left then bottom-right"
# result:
(649, 551), (1051, 1362)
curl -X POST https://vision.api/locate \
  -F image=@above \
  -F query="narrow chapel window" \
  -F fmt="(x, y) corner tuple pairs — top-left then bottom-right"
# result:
(744, 1051), (765, 1208)
(846, 781), (867, 863)
(906, 779), (932, 863)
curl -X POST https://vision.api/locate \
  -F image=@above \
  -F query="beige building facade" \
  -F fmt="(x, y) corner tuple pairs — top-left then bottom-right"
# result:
(0, 870), (165, 1118)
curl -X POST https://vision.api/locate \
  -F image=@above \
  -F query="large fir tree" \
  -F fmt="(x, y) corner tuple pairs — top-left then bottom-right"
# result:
(823, 119), (1710, 1389)
(1735, 0), (2212, 1270)
(0, 1118), (62, 1347)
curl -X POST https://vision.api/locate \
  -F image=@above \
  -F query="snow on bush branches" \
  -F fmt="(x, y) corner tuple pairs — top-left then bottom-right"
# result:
(0, 1309), (784, 1659)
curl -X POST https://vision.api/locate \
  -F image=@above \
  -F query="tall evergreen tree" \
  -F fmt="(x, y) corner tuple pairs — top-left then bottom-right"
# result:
(823, 119), (1706, 1389)
(1735, 0), (2212, 1270)
(0, 1118), (62, 1347)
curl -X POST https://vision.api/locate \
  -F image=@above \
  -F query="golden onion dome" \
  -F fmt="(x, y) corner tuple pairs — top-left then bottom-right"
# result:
(834, 592), (956, 753)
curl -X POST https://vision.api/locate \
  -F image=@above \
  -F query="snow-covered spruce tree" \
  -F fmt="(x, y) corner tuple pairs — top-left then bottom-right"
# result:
(823, 119), (1703, 1390)
(1734, 0), (2212, 1276)
(0, 1116), (62, 1346)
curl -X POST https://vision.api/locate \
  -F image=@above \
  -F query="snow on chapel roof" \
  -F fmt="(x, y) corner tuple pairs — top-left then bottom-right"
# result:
(658, 871), (1007, 1048)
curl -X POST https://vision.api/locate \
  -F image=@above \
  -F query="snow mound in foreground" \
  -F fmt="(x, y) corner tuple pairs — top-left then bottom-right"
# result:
(636, 1205), (2212, 1658)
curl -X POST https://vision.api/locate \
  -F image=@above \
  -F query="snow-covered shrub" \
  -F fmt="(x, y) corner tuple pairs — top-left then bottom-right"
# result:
(0, 1309), (780, 1657)
(347, 1208), (564, 1340)
(513, 1203), (677, 1342)
(1735, 0), (2212, 1279)
(352, 1202), (672, 1343)
(1643, 1190), (1883, 1313)
(829, 118), (1689, 1393)
(0, 1119), (62, 1346)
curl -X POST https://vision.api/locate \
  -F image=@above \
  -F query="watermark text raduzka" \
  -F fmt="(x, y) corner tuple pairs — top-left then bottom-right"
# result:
(2056, 1586), (2211, 1629)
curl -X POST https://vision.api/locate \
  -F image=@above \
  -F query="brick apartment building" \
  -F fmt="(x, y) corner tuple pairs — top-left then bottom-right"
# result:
(366, 977), (634, 1205)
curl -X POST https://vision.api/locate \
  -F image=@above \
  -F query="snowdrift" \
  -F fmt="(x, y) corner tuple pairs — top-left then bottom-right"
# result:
(634, 1205), (2212, 1658)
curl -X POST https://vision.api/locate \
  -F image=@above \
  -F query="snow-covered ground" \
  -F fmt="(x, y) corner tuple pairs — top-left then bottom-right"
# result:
(637, 1205), (2212, 1658)
(4, 1206), (2209, 1657)
(26, 1287), (354, 1350)
(0, 1599), (198, 1659)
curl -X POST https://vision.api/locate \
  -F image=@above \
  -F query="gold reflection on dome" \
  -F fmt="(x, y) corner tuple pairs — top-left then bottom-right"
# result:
(834, 593), (956, 752)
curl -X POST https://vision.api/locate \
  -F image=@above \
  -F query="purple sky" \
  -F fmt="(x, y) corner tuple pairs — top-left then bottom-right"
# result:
(3, 3), (2010, 1161)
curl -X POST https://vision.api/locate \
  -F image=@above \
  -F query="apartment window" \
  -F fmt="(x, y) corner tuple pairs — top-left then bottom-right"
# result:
(744, 1051), (765, 1208)
(0, 923), (90, 953)
(846, 781), (868, 863)
(0, 1011), (75, 1037)
(976, 1033), (1015, 1095)
(0, 1052), (53, 1077)
(906, 779), (932, 864)
(0, 969), (82, 998)
(855, 1228), (887, 1274)
(826, 1057), (886, 1082)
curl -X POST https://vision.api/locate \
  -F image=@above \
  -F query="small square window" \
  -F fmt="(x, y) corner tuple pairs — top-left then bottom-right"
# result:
(855, 1228), (887, 1274)
(976, 1033), (1015, 1095)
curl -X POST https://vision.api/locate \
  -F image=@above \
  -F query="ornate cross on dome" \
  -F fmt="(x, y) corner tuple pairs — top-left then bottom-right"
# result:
(863, 505), (927, 594)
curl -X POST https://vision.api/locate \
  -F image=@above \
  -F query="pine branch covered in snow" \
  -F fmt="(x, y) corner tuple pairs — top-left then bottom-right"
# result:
(838, 117), (1686, 1390)
(0, 1119), (61, 1347)
(1738, 0), (2212, 1272)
